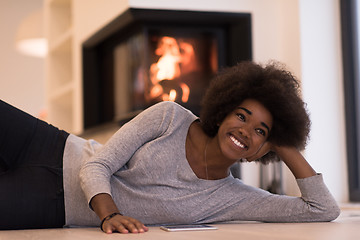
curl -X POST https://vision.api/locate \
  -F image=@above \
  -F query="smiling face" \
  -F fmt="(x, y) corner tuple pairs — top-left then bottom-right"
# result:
(216, 99), (273, 161)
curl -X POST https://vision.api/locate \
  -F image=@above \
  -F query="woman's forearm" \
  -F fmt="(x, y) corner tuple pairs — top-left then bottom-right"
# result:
(90, 193), (120, 220)
(274, 146), (316, 179)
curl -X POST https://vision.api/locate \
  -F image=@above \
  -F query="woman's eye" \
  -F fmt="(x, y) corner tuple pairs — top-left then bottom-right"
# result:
(256, 128), (266, 136)
(237, 113), (245, 121)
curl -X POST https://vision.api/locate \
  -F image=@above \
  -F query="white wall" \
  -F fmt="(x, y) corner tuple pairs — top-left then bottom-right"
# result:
(299, 0), (348, 202)
(0, 0), (45, 117)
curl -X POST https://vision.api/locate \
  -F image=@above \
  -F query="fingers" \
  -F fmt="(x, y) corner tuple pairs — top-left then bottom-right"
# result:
(247, 142), (272, 162)
(102, 215), (148, 234)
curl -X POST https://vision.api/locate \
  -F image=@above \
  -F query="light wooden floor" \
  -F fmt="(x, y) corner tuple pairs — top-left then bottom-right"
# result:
(1, 208), (359, 240)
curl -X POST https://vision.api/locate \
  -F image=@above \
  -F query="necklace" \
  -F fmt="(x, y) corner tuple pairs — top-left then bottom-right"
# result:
(204, 139), (209, 180)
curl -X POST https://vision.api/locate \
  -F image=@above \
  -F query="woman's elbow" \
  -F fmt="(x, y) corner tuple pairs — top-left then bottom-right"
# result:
(316, 202), (341, 222)
(325, 204), (341, 221)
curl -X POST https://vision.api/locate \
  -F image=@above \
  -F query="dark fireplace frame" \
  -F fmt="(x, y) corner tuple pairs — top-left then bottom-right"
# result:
(82, 8), (252, 130)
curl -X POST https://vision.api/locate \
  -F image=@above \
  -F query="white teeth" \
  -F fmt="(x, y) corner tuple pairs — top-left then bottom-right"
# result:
(229, 135), (246, 149)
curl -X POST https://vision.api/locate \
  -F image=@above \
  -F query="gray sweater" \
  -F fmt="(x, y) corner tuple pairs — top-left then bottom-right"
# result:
(63, 101), (340, 227)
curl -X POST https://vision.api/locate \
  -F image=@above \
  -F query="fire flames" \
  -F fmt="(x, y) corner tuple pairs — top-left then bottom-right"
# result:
(148, 36), (195, 103)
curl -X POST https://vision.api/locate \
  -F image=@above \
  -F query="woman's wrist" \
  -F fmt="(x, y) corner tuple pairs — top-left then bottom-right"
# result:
(90, 193), (121, 222)
(100, 212), (123, 232)
(274, 145), (316, 179)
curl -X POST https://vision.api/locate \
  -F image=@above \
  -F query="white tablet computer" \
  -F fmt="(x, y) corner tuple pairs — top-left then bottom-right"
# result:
(160, 224), (218, 232)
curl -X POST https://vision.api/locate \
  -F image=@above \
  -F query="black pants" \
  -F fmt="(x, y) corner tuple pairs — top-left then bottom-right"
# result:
(0, 100), (69, 230)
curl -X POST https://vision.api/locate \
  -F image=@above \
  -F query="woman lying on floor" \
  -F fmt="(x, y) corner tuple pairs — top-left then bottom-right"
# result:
(0, 61), (340, 233)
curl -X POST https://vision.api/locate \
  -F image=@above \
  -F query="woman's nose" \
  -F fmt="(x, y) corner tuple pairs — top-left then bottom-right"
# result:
(239, 126), (250, 138)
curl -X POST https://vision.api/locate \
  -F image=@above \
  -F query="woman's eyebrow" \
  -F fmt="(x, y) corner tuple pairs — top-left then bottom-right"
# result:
(238, 107), (252, 115)
(261, 122), (270, 132)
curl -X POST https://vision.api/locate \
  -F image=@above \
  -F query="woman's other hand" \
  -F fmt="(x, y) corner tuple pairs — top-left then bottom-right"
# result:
(246, 142), (316, 179)
(101, 214), (149, 234)
(271, 145), (316, 179)
(90, 193), (148, 234)
(246, 141), (272, 162)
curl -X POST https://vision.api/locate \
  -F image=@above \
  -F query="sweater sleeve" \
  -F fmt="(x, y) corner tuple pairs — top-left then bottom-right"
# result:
(79, 102), (179, 205)
(293, 173), (340, 221)
(227, 173), (340, 223)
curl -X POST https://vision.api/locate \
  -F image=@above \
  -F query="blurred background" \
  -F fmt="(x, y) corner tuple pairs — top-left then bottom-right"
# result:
(0, 0), (356, 204)
(0, 0), (45, 117)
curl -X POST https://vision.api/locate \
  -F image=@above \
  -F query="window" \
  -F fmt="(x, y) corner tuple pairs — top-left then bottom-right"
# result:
(340, 0), (360, 201)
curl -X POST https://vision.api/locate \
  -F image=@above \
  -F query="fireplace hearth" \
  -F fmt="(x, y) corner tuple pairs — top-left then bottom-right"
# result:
(82, 8), (252, 129)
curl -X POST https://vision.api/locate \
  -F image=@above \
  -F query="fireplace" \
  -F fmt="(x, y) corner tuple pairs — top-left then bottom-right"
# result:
(82, 8), (252, 129)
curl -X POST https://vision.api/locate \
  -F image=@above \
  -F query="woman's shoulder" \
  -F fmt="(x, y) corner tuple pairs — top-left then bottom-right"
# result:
(145, 101), (195, 118)
(151, 101), (188, 110)
(144, 101), (198, 132)
(122, 101), (197, 134)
